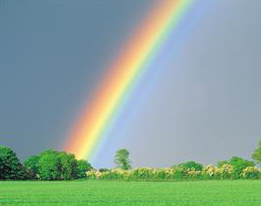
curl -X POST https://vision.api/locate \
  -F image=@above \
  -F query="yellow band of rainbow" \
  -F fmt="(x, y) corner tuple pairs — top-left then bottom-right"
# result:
(64, 0), (195, 160)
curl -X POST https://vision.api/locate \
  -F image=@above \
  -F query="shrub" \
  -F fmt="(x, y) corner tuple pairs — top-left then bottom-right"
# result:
(86, 170), (99, 179)
(153, 168), (173, 180)
(99, 168), (110, 173)
(229, 157), (255, 179)
(220, 164), (234, 180)
(163, 168), (175, 179)
(218, 157), (255, 179)
(172, 167), (187, 179)
(202, 165), (220, 180)
(241, 166), (260, 179)
(129, 168), (154, 180)
(187, 169), (202, 179)
(101, 169), (127, 180)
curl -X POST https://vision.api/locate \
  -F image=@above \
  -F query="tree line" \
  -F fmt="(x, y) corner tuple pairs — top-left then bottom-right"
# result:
(0, 140), (261, 181)
(0, 147), (92, 180)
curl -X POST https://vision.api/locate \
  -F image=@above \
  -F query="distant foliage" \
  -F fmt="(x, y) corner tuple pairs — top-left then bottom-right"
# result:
(217, 161), (230, 168)
(173, 161), (203, 171)
(202, 165), (220, 179)
(129, 168), (154, 180)
(86, 162), (261, 181)
(0, 146), (27, 180)
(1, 144), (261, 181)
(241, 166), (260, 179)
(219, 164), (234, 180)
(218, 156), (255, 179)
(252, 140), (261, 164)
(114, 149), (131, 170)
(99, 168), (110, 173)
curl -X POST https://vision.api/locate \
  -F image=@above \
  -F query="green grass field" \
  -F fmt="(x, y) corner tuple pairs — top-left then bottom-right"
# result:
(1, 180), (261, 206)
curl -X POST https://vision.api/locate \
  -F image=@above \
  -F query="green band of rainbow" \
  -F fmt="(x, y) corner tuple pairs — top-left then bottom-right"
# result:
(64, 0), (195, 160)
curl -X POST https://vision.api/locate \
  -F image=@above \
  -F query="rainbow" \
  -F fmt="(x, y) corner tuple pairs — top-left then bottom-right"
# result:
(64, 0), (195, 160)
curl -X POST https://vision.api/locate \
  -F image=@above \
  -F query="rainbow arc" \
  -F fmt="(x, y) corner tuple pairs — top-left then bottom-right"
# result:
(64, 0), (195, 160)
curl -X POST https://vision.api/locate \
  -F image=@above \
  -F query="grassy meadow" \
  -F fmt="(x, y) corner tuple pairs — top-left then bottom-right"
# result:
(1, 180), (261, 206)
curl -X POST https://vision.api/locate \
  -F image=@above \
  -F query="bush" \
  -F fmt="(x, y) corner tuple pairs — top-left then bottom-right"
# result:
(187, 169), (202, 179)
(0, 146), (27, 180)
(202, 165), (220, 180)
(218, 157), (255, 179)
(220, 164), (234, 180)
(172, 167), (187, 179)
(99, 168), (110, 173)
(241, 166), (260, 179)
(129, 168), (154, 180)
(100, 169), (127, 180)
(86, 170), (99, 179)
(153, 168), (169, 179)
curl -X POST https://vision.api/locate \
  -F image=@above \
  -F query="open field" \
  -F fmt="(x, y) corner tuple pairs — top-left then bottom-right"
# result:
(1, 180), (261, 206)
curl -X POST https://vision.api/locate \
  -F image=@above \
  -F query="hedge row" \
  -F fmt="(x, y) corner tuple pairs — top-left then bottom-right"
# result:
(86, 165), (261, 180)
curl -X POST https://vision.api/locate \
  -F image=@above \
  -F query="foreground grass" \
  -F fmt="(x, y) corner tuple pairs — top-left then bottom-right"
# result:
(1, 180), (261, 206)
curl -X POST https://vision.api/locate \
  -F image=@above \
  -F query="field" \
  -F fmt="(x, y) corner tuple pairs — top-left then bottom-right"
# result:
(1, 180), (261, 206)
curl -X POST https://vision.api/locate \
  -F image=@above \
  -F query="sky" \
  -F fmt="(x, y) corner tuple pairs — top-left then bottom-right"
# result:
(1, 0), (261, 168)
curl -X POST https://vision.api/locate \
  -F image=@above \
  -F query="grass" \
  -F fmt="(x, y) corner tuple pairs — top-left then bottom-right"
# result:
(1, 180), (261, 206)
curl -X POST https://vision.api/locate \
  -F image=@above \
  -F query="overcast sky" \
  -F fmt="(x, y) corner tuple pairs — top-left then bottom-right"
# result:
(1, 0), (261, 168)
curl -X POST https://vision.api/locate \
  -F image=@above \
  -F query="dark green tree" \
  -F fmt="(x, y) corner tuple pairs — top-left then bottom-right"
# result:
(0, 146), (27, 180)
(24, 155), (40, 179)
(76, 160), (92, 178)
(114, 148), (131, 170)
(37, 149), (83, 180)
(59, 152), (77, 180)
(252, 140), (261, 164)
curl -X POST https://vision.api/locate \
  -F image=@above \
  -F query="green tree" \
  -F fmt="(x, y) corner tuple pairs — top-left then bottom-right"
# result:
(0, 146), (27, 180)
(38, 149), (61, 180)
(174, 161), (203, 171)
(76, 160), (92, 178)
(59, 152), (77, 180)
(37, 149), (81, 180)
(24, 155), (40, 179)
(252, 140), (261, 164)
(114, 148), (131, 170)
